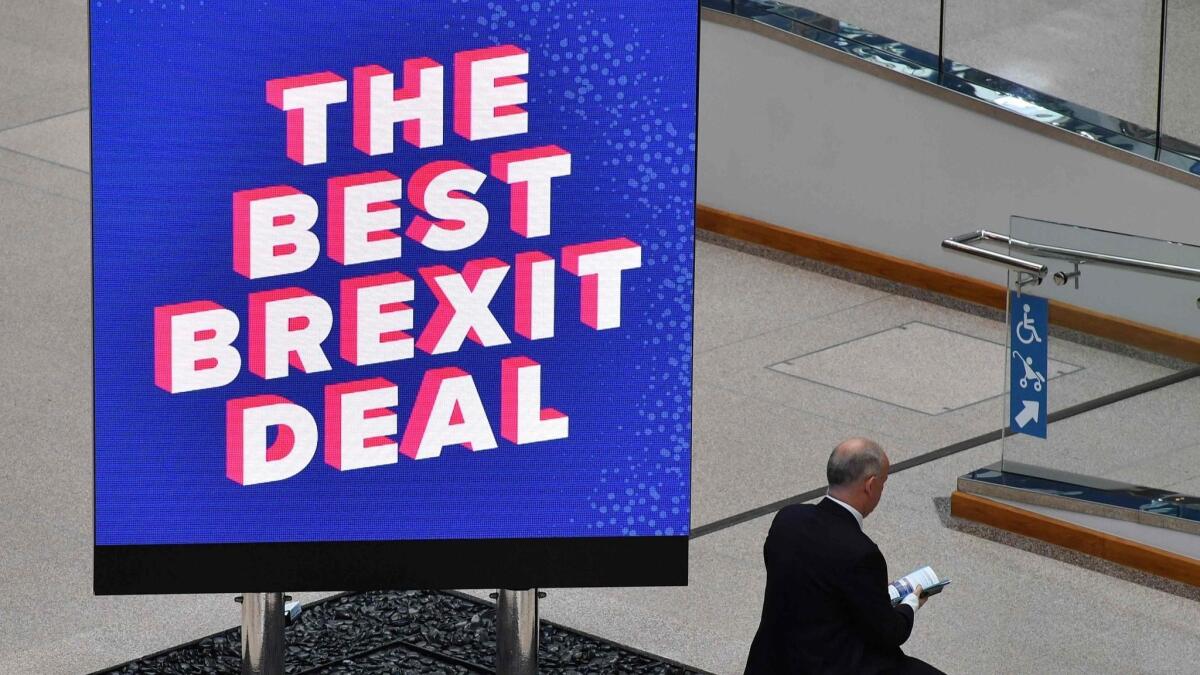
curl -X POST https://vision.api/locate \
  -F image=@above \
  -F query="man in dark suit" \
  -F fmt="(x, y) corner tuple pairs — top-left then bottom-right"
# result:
(744, 438), (944, 675)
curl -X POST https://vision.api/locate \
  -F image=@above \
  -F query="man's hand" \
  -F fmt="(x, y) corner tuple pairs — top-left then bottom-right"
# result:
(913, 584), (928, 609)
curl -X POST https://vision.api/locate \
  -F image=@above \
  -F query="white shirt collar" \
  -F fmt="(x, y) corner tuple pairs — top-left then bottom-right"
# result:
(825, 494), (864, 529)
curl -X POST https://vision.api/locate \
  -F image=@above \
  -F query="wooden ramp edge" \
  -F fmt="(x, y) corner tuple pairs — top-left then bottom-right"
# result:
(951, 491), (1200, 587)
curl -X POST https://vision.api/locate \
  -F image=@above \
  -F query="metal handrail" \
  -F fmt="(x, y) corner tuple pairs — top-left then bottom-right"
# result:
(941, 230), (1047, 278)
(942, 229), (1200, 282)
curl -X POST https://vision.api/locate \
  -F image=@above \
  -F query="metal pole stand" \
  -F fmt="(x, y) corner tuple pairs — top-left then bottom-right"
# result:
(496, 588), (540, 675)
(239, 592), (286, 675)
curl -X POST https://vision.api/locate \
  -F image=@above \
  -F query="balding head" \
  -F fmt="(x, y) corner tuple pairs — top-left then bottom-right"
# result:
(825, 437), (890, 518)
(826, 437), (886, 487)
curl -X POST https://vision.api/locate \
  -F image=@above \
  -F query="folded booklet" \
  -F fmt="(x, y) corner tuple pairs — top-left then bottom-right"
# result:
(888, 565), (947, 606)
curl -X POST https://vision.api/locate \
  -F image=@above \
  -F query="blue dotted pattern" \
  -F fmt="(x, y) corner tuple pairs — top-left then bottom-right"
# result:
(452, 0), (696, 537)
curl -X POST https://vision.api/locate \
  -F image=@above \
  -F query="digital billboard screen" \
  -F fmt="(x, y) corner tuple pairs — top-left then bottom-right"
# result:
(91, 0), (696, 593)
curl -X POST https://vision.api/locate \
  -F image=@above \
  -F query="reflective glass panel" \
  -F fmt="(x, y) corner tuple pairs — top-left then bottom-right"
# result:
(1160, 0), (1200, 159)
(1001, 216), (1200, 517)
(944, 1), (1163, 131)
(783, 0), (942, 54)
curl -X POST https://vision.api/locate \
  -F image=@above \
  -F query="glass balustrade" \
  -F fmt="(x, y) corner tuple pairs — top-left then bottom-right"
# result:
(704, 0), (1200, 175)
(992, 216), (1200, 524)
(1160, 0), (1200, 165)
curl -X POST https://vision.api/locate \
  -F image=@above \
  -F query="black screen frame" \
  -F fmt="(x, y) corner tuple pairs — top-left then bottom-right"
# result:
(94, 537), (687, 594)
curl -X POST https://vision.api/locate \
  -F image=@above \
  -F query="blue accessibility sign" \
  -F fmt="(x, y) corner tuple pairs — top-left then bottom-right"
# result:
(1009, 291), (1048, 438)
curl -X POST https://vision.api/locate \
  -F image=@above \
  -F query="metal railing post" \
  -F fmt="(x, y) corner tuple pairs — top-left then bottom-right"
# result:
(496, 589), (539, 675)
(240, 592), (285, 675)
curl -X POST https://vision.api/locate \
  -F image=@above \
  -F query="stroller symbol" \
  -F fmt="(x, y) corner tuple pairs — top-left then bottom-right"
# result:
(1015, 303), (1042, 345)
(1012, 350), (1045, 392)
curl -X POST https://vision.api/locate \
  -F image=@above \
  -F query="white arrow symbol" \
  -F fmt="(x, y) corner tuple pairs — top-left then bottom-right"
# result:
(1014, 400), (1040, 428)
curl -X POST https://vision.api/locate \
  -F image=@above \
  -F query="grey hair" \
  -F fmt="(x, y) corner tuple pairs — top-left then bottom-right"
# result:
(826, 438), (885, 487)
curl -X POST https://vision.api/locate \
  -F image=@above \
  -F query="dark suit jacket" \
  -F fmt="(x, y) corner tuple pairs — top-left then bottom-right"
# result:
(744, 498), (915, 675)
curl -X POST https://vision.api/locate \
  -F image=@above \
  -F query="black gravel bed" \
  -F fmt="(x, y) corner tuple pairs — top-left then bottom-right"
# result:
(93, 590), (705, 674)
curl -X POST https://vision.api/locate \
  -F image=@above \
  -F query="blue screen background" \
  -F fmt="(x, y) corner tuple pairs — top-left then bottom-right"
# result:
(92, 0), (696, 545)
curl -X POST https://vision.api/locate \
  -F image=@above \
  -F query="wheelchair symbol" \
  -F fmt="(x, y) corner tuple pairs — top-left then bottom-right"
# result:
(1012, 350), (1045, 392)
(1015, 303), (1042, 345)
